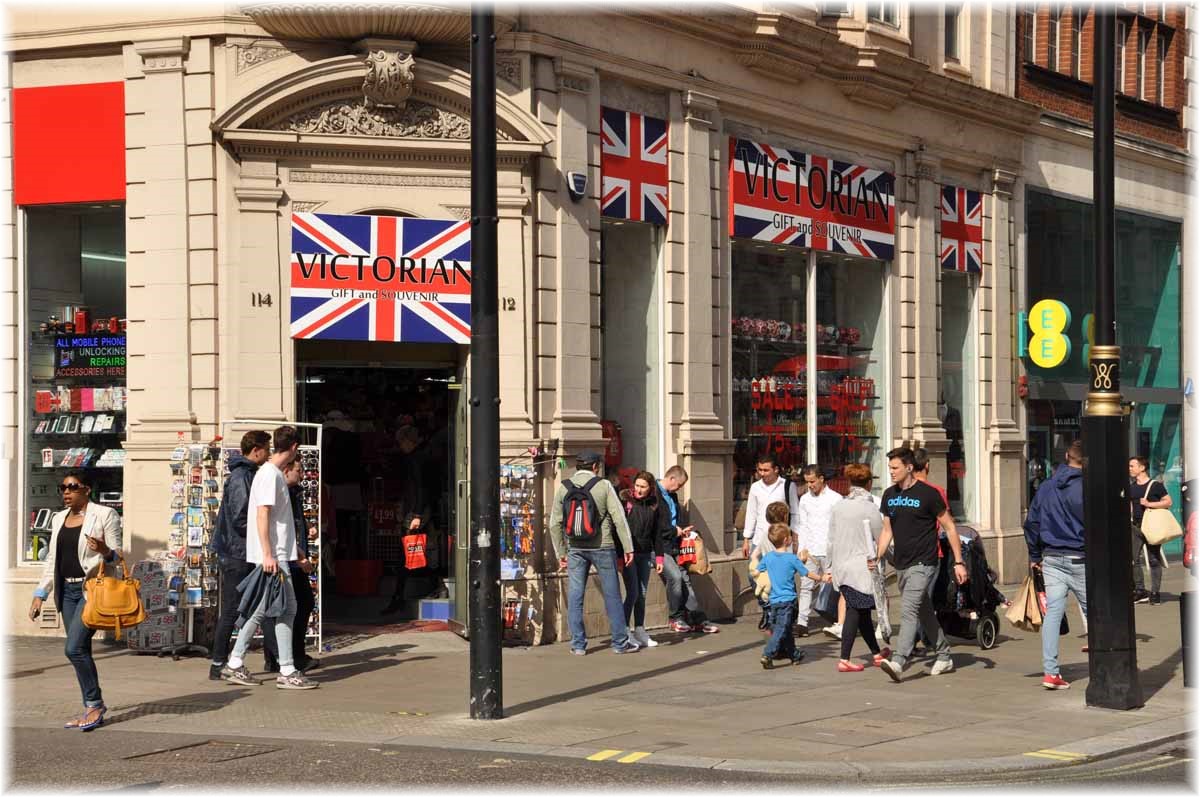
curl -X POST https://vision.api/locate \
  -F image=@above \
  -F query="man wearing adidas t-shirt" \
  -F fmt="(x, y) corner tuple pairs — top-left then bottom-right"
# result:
(875, 446), (967, 683)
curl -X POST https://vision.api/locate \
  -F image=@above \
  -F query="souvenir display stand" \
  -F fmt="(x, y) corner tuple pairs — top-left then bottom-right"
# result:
(218, 421), (323, 652)
(128, 434), (220, 658)
(499, 461), (539, 645)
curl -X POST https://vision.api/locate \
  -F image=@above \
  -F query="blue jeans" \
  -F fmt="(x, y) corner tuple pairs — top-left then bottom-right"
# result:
(660, 555), (706, 624)
(763, 600), (799, 660)
(229, 569), (297, 670)
(61, 581), (103, 708)
(1041, 555), (1087, 676)
(568, 548), (630, 650)
(621, 551), (655, 628)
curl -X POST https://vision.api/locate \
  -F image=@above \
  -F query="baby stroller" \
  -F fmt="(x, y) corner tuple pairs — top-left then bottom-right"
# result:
(932, 526), (1007, 650)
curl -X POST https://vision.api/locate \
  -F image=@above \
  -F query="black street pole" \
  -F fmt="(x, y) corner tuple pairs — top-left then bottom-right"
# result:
(1083, 7), (1142, 710)
(468, 4), (503, 719)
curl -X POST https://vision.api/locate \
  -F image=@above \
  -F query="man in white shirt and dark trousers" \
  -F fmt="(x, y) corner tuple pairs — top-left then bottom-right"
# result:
(221, 426), (318, 690)
(795, 464), (843, 637)
(741, 454), (799, 630)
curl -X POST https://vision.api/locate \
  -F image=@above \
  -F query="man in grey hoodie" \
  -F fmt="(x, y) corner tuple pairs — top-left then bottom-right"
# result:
(549, 451), (639, 654)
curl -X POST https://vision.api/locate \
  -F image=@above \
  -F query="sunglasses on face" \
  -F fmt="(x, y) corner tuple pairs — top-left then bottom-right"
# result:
(59, 483), (85, 493)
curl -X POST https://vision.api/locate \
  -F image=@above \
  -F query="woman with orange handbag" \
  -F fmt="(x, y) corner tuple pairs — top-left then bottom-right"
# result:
(28, 470), (121, 731)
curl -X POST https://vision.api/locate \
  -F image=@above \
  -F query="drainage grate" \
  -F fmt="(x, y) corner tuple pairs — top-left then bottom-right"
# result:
(123, 741), (280, 764)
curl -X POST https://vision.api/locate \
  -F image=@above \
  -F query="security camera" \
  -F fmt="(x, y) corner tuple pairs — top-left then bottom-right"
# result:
(566, 171), (587, 202)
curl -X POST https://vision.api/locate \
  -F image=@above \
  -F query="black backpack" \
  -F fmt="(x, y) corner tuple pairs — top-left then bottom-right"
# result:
(562, 476), (604, 547)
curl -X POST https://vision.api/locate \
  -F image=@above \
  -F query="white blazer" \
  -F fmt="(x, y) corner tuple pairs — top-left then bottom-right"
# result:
(34, 501), (123, 606)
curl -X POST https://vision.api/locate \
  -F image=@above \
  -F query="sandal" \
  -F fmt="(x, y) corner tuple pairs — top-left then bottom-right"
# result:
(78, 705), (106, 732)
(63, 713), (84, 729)
(837, 660), (866, 672)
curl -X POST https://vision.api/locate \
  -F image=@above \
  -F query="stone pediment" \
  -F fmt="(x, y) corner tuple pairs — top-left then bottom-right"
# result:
(271, 96), (511, 141)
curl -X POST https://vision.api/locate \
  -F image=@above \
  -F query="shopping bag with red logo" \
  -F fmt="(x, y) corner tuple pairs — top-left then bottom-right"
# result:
(676, 536), (697, 567)
(403, 532), (428, 570)
(687, 534), (712, 575)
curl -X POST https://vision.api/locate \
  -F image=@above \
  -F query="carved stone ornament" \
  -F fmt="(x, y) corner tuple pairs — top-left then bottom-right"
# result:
(236, 44), (291, 74)
(496, 56), (520, 87)
(277, 97), (510, 141)
(363, 49), (415, 109)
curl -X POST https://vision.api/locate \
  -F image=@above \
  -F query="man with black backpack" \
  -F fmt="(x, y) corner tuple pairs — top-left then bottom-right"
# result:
(549, 451), (639, 655)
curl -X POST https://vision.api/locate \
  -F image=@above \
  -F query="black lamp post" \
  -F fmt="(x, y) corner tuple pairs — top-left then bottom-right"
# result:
(468, 3), (503, 719)
(1082, 6), (1143, 710)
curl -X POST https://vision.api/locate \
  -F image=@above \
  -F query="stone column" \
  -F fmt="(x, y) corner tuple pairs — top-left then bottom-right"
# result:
(898, 151), (948, 479)
(231, 158), (287, 421)
(123, 38), (198, 558)
(497, 185), (535, 450)
(548, 58), (603, 449)
(672, 90), (734, 561)
(983, 167), (1026, 581)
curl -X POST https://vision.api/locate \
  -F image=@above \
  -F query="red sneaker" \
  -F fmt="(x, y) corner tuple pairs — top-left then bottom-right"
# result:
(873, 647), (892, 667)
(668, 619), (692, 633)
(693, 622), (720, 634)
(1042, 673), (1071, 690)
(837, 660), (865, 673)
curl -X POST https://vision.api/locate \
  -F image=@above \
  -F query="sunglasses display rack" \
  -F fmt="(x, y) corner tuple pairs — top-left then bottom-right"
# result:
(217, 421), (323, 652)
(25, 330), (128, 566)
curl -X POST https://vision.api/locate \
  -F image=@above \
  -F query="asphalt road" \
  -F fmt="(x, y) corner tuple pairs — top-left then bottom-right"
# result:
(6, 728), (1192, 790)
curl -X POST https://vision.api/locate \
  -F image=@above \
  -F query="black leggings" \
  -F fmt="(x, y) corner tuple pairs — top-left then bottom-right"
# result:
(840, 604), (881, 660)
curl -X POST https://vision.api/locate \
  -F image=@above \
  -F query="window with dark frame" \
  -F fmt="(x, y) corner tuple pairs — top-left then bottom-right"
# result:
(1117, 19), (1127, 92)
(1157, 32), (1167, 105)
(1071, 8), (1084, 78)
(1137, 27), (1148, 99)
(945, 2), (961, 60)
(1023, 6), (1036, 63)
(1047, 5), (1060, 70)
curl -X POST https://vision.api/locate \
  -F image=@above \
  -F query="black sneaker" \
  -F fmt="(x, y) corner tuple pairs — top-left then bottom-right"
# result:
(1133, 589), (1151, 604)
(790, 652), (806, 665)
(760, 655), (775, 670)
(1149, 592), (1162, 605)
(297, 656), (321, 673)
(794, 625), (809, 638)
(208, 664), (223, 681)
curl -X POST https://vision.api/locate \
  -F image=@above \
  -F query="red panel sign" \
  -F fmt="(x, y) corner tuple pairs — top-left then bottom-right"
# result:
(13, 82), (125, 205)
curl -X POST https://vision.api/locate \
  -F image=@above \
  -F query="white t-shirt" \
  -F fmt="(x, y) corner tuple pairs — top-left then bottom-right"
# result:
(742, 477), (801, 552)
(245, 462), (297, 564)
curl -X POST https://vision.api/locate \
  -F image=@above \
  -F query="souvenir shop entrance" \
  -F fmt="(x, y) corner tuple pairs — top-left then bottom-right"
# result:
(296, 341), (467, 631)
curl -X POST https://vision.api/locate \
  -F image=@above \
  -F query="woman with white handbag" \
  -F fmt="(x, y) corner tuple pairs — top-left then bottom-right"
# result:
(27, 470), (122, 731)
(1128, 456), (1175, 606)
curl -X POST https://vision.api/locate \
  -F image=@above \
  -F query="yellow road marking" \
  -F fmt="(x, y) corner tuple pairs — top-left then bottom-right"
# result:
(586, 749), (622, 761)
(1025, 748), (1086, 761)
(1038, 749), (1087, 759)
(617, 752), (651, 764)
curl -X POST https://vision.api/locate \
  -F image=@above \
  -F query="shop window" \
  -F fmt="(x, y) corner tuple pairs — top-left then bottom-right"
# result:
(600, 220), (664, 473)
(731, 242), (809, 501)
(940, 271), (976, 522)
(814, 254), (886, 488)
(23, 205), (127, 565)
(1133, 402), (1184, 524)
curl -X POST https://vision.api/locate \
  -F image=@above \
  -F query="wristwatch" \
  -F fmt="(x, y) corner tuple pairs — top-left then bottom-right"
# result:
(953, 561), (966, 568)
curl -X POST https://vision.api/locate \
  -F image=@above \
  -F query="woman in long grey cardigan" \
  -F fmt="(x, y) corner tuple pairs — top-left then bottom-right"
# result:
(828, 464), (887, 672)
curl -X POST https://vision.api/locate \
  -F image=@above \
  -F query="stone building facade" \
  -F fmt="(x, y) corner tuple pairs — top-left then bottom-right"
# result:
(2, 3), (1189, 640)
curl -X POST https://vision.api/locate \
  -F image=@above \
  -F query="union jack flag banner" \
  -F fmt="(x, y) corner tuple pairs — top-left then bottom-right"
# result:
(939, 185), (983, 274)
(601, 107), (668, 225)
(290, 212), (471, 344)
(728, 137), (895, 261)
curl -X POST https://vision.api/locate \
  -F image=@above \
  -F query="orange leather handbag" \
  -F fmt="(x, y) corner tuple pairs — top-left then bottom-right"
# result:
(82, 554), (146, 640)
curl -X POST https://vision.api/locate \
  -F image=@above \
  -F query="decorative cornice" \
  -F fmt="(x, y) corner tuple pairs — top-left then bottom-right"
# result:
(135, 37), (190, 74)
(683, 90), (719, 127)
(234, 186), (285, 208)
(235, 43), (291, 74)
(554, 57), (594, 94)
(273, 96), (512, 141)
(239, 2), (516, 43)
(991, 168), (1018, 198)
(733, 12), (835, 81)
(600, 79), (668, 120)
(914, 151), (940, 182)
(291, 170), (470, 187)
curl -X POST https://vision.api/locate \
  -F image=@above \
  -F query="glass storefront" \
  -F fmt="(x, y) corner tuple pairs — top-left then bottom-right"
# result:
(731, 241), (888, 501)
(1025, 189), (1183, 523)
(941, 271), (977, 521)
(22, 204), (127, 564)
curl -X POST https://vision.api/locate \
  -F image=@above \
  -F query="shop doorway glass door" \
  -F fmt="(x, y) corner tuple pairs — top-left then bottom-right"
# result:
(449, 363), (470, 631)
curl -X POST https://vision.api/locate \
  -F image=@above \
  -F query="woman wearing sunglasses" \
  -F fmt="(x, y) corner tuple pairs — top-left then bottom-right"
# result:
(28, 470), (122, 731)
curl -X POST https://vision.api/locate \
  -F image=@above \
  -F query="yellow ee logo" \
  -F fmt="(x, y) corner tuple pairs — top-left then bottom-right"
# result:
(1028, 299), (1072, 368)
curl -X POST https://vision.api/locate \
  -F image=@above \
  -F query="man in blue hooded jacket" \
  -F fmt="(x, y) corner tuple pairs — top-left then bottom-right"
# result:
(1023, 439), (1086, 691)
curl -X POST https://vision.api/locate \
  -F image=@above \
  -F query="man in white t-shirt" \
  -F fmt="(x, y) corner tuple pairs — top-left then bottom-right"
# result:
(221, 426), (317, 690)
(741, 454), (800, 558)
(794, 464), (843, 636)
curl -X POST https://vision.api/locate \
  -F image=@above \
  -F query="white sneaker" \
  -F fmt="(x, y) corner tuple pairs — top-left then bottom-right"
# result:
(823, 623), (843, 640)
(930, 658), (955, 676)
(633, 627), (658, 648)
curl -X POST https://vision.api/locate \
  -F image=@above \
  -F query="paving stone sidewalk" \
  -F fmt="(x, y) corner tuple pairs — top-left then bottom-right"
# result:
(7, 569), (1193, 774)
